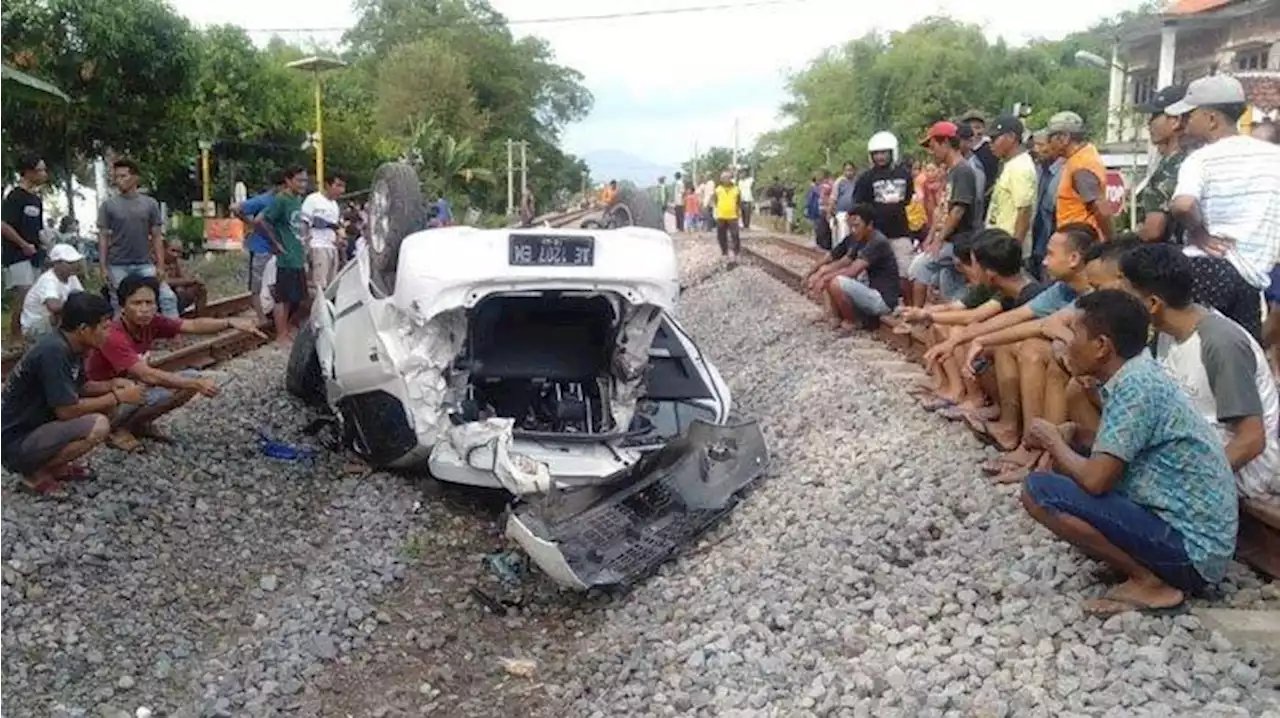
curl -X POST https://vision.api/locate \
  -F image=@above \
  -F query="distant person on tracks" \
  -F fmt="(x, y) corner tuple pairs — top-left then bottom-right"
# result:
(713, 170), (742, 263)
(163, 239), (208, 315)
(683, 182), (701, 232)
(84, 274), (264, 451)
(3, 153), (49, 342)
(908, 121), (982, 307)
(97, 158), (180, 319)
(234, 171), (283, 323)
(20, 243), (86, 340)
(853, 131), (915, 283)
(600, 180), (618, 207)
(699, 177), (717, 232)
(301, 172), (347, 296)
(765, 176), (785, 231)
(737, 168), (755, 230)
(831, 162), (858, 242)
(519, 183), (536, 227)
(255, 165), (310, 347)
(1, 292), (131, 495)
(669, 172), (685, 231)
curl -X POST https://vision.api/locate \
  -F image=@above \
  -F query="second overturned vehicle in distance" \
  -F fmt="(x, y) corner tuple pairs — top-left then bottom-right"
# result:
(286, 163), (770, 590)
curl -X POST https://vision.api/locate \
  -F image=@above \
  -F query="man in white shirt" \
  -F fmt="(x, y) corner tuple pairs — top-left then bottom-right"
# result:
(737, 169), (755, 230)
(300, 173), (347, 295)
(20, 243), (85, 339)
(1169, 74), (1280, 340)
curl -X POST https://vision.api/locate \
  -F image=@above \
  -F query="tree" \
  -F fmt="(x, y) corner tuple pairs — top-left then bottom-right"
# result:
(680, 147), (764, 185)
(1, 0), (197, 212)
(755, 17), (1121, 183)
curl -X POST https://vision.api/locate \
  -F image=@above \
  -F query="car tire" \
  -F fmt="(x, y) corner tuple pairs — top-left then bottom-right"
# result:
(605, 186), (663, 230)
(285, 323), (326, 407)
(580, 218), (604, 229)
(366, 162), (427, 296)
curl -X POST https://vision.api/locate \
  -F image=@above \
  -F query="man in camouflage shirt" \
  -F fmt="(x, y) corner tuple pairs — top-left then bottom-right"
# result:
(1135, 84), (1200, 244)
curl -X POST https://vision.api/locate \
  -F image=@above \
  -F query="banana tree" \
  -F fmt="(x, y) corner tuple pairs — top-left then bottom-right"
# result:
(399, 116), (495, 198)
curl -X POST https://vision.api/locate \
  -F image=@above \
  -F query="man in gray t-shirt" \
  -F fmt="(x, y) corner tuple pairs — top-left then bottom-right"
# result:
(97, 159), (178, 317)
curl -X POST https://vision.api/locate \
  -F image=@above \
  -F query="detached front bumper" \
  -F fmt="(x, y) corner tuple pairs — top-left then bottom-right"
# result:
(504, 420), (770, 590)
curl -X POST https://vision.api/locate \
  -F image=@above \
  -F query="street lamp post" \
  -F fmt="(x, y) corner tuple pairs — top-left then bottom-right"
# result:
(286, 56), (348, 187)
(1074, 49), (1141, 232)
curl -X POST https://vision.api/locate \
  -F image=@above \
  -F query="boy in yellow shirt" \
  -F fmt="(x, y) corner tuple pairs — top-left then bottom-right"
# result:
(713, 170), (741, 262)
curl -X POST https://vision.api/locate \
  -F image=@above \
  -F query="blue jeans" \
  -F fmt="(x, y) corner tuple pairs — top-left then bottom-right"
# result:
(835, 276), (892, 316)
(1023, 471), (1207, 593)
(108, 264), (179, 318)
(907, 243), (967, 301)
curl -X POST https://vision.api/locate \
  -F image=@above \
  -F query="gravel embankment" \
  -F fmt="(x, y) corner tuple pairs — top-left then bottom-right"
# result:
(3, 235), (1278, 718)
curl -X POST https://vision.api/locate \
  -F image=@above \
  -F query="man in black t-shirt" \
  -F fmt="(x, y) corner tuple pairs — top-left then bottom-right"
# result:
(822, 204), (901, 331)
(1, 292), (144, 494)
(2, 153), (48, 340)
(854, 131), (915, 279)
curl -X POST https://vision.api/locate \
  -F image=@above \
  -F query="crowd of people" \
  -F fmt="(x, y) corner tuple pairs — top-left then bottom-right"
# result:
(798, 73), (1280, 615)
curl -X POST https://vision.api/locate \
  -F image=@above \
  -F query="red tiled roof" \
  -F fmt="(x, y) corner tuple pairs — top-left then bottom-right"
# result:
(1239, 73), (1280, 111)
(1167, 0), (1235, 14)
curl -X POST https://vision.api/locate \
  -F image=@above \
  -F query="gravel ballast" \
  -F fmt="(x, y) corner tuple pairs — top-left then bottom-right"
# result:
(3, 234), (1278, 718)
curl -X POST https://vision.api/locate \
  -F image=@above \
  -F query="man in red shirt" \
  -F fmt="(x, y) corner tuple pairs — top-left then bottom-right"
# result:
(86, 274), (264, 450)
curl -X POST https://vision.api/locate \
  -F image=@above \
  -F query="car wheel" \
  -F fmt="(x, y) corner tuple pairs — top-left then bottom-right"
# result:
(605, 186), (663, 230)
(366, 162), (427, 296)
(285, 323), (326, 407)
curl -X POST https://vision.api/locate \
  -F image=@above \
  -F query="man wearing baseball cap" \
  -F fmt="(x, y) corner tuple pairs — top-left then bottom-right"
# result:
(907, 121), (981, 306)
(19, 242), (85, 340)
(959, 109), (1000, 205)
(1168, 73), (1280, 342)
(1042, 111), (1113, 242)
(1134, 84), (1194, 244)
(985, 114), (1038, 256)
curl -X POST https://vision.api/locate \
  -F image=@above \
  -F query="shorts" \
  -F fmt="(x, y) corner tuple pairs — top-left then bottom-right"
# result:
(308, 246), (340, 293)
(3, 260), (35, 289)
(273, 267), (307, 310)
(1265, 265), (1280, 305)
(1024, 471), (1209, 593)
(115, 369), (201, 424)
(908, 244), (968, 301)
(2, 415), (101, 474)
(248, 252), (272, 295)
(835, 276), (892, 317)
(888, 237), (915, 278)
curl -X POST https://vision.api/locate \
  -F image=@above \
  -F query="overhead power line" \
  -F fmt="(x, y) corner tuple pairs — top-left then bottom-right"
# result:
(237, 0), (814, 35)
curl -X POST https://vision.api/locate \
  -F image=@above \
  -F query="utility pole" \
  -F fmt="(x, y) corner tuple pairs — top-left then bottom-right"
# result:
(519, 140), (528, 205)
(732, 118), (740, 173)
(581, 171), (587, 205)
(506, 139), (514, 216)
(692, 140), (699, 186)
(198, 139), (213, 217)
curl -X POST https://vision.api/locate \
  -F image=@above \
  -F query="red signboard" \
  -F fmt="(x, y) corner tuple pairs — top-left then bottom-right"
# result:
(1105, 169), (1127, 216)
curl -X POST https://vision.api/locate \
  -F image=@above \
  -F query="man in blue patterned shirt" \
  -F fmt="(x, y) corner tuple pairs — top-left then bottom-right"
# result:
(1020, 289), (1237, 616)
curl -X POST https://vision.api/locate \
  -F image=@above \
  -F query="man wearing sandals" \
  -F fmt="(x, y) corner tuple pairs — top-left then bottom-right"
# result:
(83, 274), (264, 450)
(1, 292), (144, 494)
(1021, 290), (1237, 616)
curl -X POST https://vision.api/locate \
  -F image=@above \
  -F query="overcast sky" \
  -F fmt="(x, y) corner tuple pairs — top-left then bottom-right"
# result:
(170, 0), (1145, 168)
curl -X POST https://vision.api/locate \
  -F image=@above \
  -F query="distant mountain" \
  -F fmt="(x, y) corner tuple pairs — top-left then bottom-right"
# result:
(582, 149), (677, 187)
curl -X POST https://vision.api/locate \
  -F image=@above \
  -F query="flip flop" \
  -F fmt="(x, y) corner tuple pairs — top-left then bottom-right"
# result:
(55, 464), (97, 482)
(962, 414), (1019, 452)
(108, 430), (143, 453)
(919, 396), (956, 412)
(1083, 597), (1188, 618)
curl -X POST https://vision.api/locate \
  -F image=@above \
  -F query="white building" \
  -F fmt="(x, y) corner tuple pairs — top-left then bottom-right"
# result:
(1102, 0), (1280, 171)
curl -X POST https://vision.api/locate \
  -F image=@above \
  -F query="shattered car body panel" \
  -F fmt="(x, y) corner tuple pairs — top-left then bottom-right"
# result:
(287, 164), (763, 590)
(506, 420), (771, 590)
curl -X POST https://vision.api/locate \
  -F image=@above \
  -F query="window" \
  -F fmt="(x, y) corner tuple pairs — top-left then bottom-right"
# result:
(1131, 72), (1157, 107)
(1235, 47), (1270, 71)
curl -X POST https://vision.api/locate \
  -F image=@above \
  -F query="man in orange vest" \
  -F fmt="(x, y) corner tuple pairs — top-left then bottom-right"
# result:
(1043, 111), (1113, 242)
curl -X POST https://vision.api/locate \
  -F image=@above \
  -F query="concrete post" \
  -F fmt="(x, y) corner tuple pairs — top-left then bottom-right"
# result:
(1158, 23), (1178, 89)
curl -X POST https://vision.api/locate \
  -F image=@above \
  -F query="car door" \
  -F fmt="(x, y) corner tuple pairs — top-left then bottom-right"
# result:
(633, 313), (731, 444)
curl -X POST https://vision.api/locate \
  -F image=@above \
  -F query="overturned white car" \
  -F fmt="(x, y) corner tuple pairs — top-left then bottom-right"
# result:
(286, 163), (769, 590)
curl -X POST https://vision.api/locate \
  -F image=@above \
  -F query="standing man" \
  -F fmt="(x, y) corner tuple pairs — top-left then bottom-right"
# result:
(2, 153), (47, 341)
(737, 168), (756, 230)
(766, 176), (786, 229)
(853, 132), (915, 280)
(1031, 130), (1064, 278)
(97, 158), (178, 318)
(713, 170), (741, 262)
(668, 173), (685, 231)
(908, 121), (981, 306)
(960, 110), (1000, 204)
(234, 171), (281, 323)
(256, 165), (309, 347)
(301, 172), (347, 295)
(986, 115), (1038, 257)
(1134, 84), (1194, 244)
(1043, 112), (1113, 242)
(832, 162), (858, 240)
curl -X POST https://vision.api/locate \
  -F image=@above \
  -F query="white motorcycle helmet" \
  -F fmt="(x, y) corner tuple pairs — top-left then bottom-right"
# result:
(867, 131), (899, 164)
